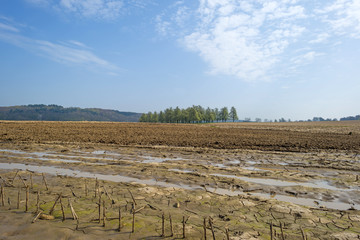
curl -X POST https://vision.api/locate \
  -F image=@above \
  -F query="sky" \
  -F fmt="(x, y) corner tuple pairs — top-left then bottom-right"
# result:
(0, 0), (359, 121)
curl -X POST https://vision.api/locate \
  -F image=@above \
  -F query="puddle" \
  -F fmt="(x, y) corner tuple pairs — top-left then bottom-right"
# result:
(247, 161), (257, 165)
(0, 162), (358, 210)
(229, 160), (240, 165)
(0, 149), (119, 163)
(211, 163), (227, 168)
(0, 149), (48, 158)
(242, 166), (267, 171)
(0, 162), (198, 190)
(210, 174), (357, 192)
(210, 160), (241, 169)
(278, 162), (289, 166)
(252, 192), (360, 211)
(205, 186), (359, 210)
(169, 169), (194, 173)
(141, 156), (184, 163)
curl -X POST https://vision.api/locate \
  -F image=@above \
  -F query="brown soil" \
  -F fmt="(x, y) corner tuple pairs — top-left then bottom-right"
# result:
(0, 121), (360, 239)
(1, 121), (360, 152)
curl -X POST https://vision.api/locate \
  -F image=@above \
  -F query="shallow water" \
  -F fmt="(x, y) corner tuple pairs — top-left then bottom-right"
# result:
(210, 173), (357, 192)
(0, 149), (118, 163)
(141, 156), (184, 163)
(169, 168), (194, 173)
(0, 162), (358, 210)
(242, 166), (267, 171)
(0, 162), (197, 190)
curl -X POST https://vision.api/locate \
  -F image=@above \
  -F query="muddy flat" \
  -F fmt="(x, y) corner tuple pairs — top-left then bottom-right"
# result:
(0, 121), (359, 239)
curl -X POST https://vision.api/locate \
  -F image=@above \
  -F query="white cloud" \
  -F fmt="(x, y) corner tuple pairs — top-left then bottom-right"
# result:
(309, 33), (330, 44)
(155, 1), (191, 37)
(291, 51), (323, 65)
(67, 40), (91, 49)
(59, 0), (124, 20)
(35, 40), (114, 68)
(182, 0), (307, 81)
(0, 23), (19, 32)
(320, 0), (360, 38)
(155, 15), (171, 36)
(0, 18), (118, 73)
(26, 0), (125, 20)
(25, 0), (49, 6)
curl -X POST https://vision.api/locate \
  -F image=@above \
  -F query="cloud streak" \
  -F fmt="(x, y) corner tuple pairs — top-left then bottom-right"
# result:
(59, 0), (124, 20)
(26, 0), (153, 21)
(0, 18), (118, 73)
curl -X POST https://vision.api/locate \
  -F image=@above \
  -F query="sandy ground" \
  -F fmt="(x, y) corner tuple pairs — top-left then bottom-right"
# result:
(0, 121), (360, 239)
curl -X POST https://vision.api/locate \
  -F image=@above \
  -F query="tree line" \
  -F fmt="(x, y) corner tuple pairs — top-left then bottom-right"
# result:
(139, 106), (238, 123)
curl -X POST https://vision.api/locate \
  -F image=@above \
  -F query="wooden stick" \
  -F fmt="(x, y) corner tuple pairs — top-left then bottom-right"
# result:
(7, 197), (11, 209)
(103, 185), (113, 203)
(85, 179), (88, 197)
(36, 191), (40, 212)
(18, 175), (28, 188)
(300, 227), (306, 240)
(11, 170), (19, 183)
(225, 227), (230, 240)
(209, 217), (215, 240)
(98, 192), (102, 224)
(270, 222), (273, 240)
(118, 206), (122, 232)
(68, 198), (78, 220)
(161, 212), (165, 237)
(1, 185), (5, 206)
(102, 200), (106, 227)
(134, 206), (145, 214)
(280, 222), (285, 240)
(32, 211), (43, 223)
(203, 217), (207, 240)
(132, 203), (135, 233)
(60, 197), (65, 222)
(70, 188), (77, 198)
(182, 216), (186, 239)
(128, 189), (136, 206)
(30, 172), (33, 189)
(42, 173), (48, 191)
(94, 178), (98, 198)
(25, 186), (29, 212)
(0, 176), (14, 187)
(169, 213), (173, 237)
(49, 194), (61, 215)
(17, 188), (20, 209)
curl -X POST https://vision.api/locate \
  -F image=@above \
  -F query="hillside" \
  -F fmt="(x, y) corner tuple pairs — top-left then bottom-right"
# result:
(0, 105), (142, 122)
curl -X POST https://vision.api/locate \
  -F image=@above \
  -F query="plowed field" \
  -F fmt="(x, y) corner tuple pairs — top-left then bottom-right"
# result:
(1, 121), (359, 152)
(1, 121), (360, 239)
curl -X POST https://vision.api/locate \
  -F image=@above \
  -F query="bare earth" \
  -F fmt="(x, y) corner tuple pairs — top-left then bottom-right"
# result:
(0, 121), (359, 239)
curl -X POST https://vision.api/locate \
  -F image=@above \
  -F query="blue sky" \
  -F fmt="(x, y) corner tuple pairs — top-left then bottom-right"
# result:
(0, 0), (359, 121)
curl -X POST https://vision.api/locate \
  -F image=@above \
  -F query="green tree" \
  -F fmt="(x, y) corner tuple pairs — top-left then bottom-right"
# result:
(174, 107), (181, 123)
(205, 107), (212, 122)
(151, 111), (159, 122)
(229, 106), (238, 122)
(181, 108), (189, 123)
(165, 108), (174, 123)
(210, 109), (216, 122)
(158, 111), (165, 123)
(139, 113), (147, 122)
(215, 108), (220, 122)
(220, 107), (229, 122)
(146, 112), (153, 122)
(189, 107), (200, 123)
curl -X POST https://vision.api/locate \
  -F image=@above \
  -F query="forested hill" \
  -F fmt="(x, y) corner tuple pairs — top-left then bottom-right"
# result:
(0, 105), (142, 122)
